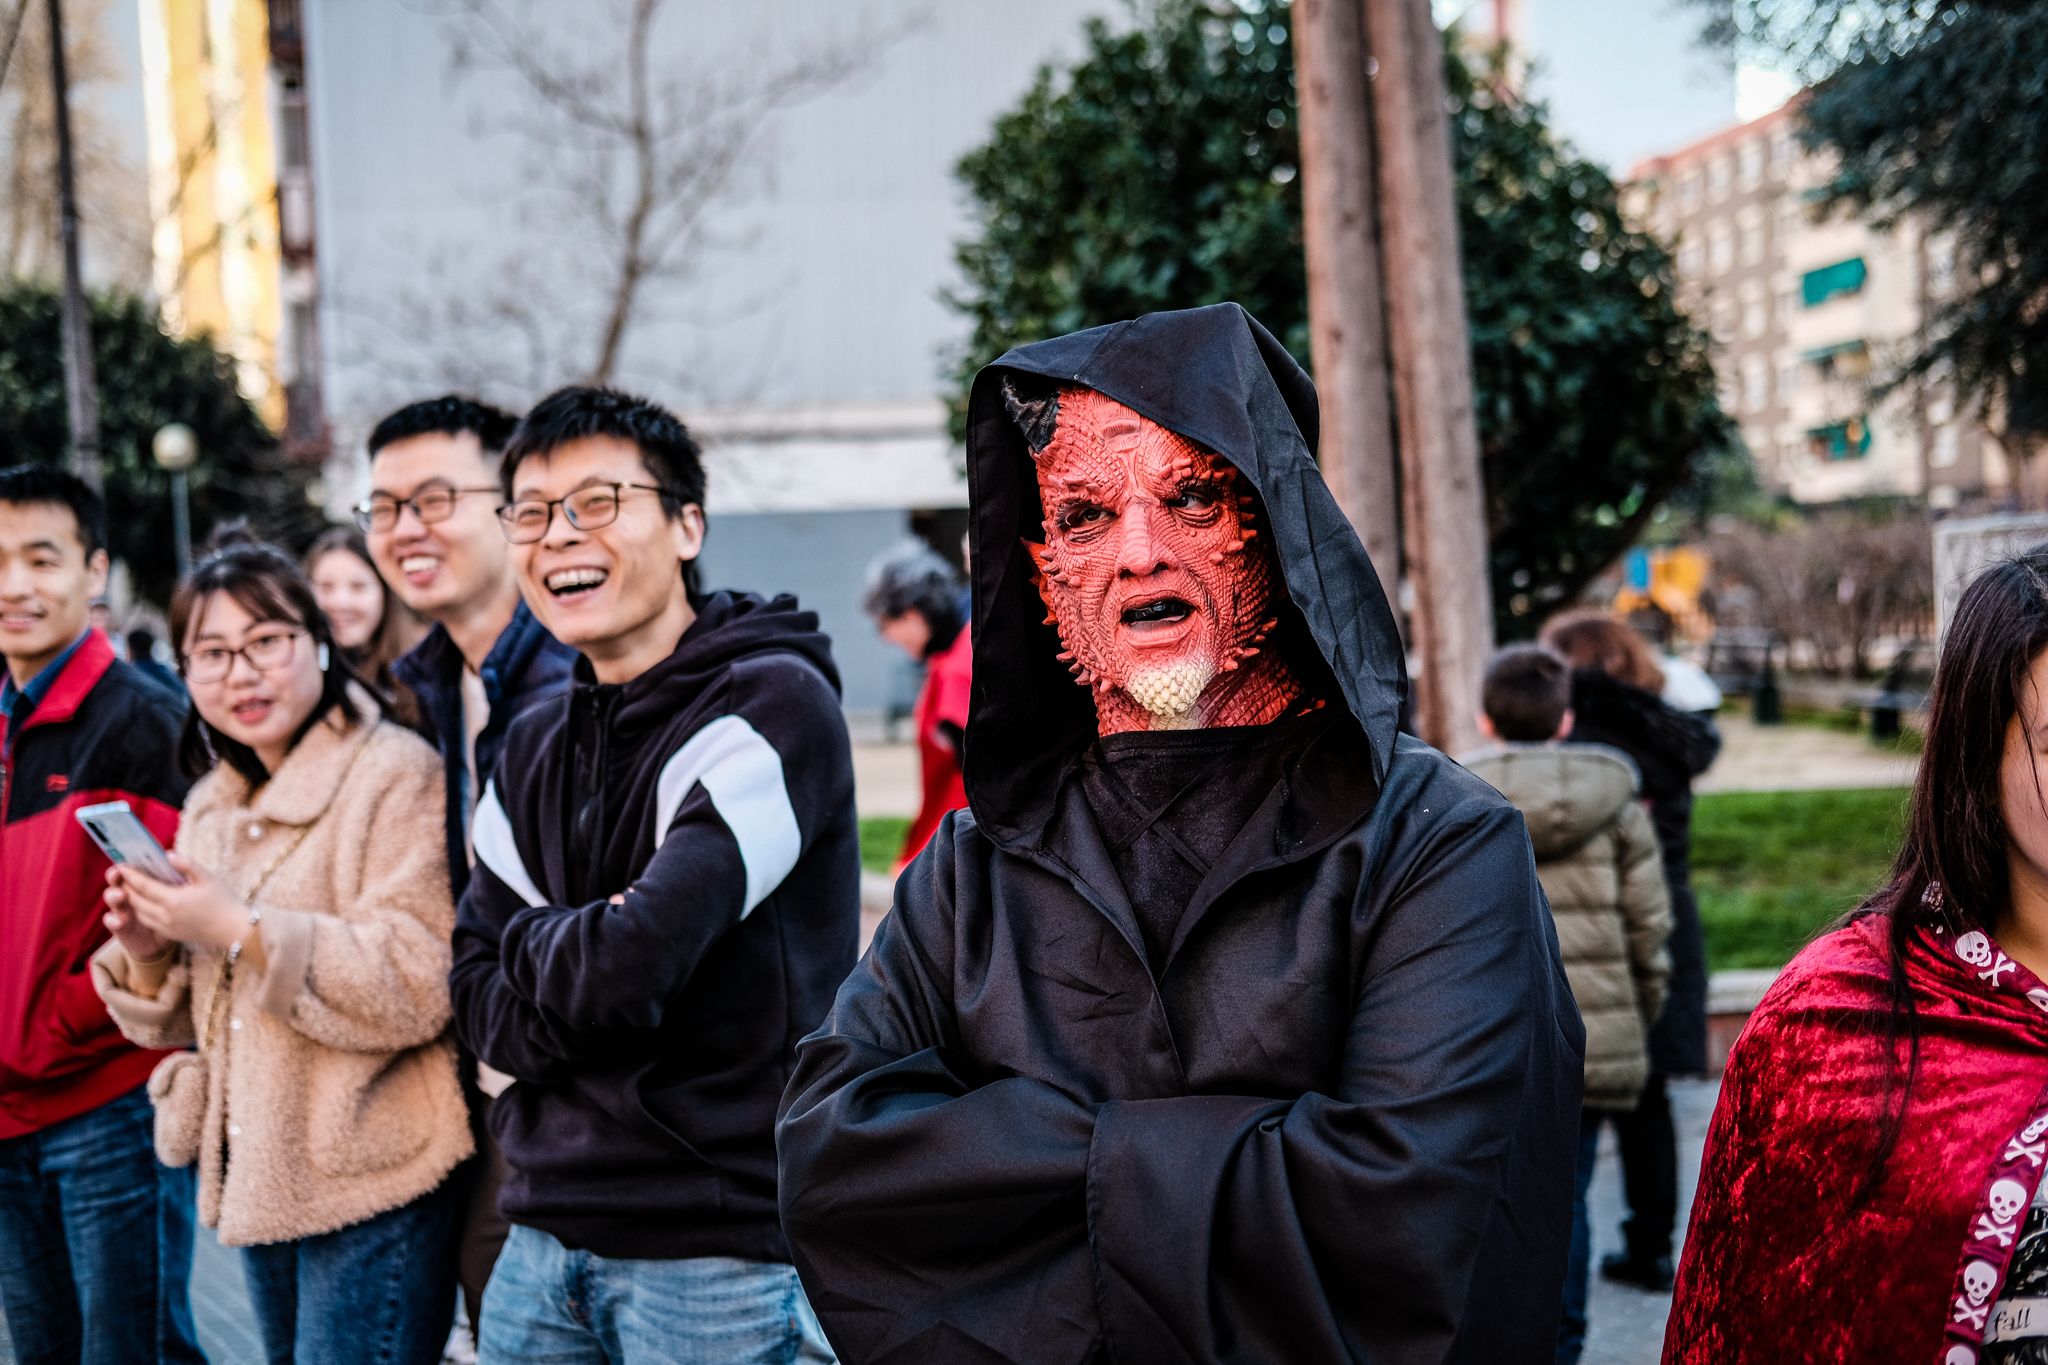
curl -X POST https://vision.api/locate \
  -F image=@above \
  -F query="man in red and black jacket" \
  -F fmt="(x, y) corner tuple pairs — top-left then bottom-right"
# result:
(0, 466), (201, 1364)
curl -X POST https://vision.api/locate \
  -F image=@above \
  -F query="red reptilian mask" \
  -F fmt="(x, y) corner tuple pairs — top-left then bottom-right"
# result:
(1010, 382), (1307, 735)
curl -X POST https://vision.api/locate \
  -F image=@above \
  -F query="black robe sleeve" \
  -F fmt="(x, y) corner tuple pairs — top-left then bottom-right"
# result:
(778, 820), (1104, 1364)
(779, 804), (1581, 1365)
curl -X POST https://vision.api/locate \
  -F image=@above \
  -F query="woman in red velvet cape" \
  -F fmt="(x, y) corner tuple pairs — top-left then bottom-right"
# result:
(1665, 553), (2048, 1365)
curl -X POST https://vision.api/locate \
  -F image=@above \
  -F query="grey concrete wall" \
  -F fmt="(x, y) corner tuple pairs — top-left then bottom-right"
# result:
(697, 506), (922, 719)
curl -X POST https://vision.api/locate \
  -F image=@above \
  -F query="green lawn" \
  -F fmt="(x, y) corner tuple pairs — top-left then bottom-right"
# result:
(1693, 787), (1909, 971)
(863, 789), (1909, 974)
(861, 817), (911, 875)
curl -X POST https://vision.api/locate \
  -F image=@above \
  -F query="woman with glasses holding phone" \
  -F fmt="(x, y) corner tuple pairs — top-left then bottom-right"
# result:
(90, 532), (472, 1364)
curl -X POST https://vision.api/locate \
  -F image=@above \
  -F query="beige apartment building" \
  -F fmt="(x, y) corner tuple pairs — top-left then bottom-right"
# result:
(1627, 102), (2005, 509)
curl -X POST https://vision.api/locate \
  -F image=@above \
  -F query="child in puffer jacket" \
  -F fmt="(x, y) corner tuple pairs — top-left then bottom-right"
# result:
(1462, 643), (1671, 1365)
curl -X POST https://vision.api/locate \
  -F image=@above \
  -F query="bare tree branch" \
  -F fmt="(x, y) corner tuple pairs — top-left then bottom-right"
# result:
(386, 0), (923, 391)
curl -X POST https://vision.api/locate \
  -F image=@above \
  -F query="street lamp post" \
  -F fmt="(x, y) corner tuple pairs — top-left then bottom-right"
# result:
(152, 423), (197, 576)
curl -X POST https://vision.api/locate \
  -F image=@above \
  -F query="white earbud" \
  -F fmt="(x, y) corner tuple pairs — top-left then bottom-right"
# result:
(316, 642), (331, 672)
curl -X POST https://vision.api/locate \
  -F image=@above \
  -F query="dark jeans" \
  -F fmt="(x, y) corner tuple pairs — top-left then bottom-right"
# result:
(0, 1084), (203, 1365)
(1556, 1109), (1604, 1365)
(242, 1180), (460, 1365)
(1612, 1070), (1679, 1260)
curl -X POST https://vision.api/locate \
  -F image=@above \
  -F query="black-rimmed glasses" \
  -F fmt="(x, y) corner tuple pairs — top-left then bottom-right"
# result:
(352, 486), (501, 534)
(181, 628), (309, 684)
(496, 484), (673, 544)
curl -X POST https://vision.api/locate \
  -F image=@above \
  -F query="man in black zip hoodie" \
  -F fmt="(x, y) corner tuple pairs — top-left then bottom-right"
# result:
(449, 386), (853, 1362)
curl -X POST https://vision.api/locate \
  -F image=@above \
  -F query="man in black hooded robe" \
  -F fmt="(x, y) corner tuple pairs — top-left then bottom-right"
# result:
(777, 303), (1583, 1364)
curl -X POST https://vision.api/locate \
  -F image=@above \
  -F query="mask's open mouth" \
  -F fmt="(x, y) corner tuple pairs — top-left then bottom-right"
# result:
(1121, 596), (1192, 627)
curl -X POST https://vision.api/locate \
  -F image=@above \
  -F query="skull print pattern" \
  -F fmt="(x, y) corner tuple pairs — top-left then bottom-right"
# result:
(1930, 917), (2048, 1362)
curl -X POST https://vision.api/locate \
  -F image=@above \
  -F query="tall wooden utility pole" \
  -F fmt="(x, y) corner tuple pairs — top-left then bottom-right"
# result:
(1362, 0), (1494, 757)
(1292, 0), (1402, 610)
(47, 0), (102, 490)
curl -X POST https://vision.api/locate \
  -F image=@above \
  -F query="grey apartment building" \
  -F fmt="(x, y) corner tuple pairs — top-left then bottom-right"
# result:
(1627, 102), (2006, 509)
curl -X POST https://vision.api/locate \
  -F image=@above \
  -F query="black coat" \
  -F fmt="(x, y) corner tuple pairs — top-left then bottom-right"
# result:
(1565, 670), (1721, 1075)
(776, 304), (1584, 1363)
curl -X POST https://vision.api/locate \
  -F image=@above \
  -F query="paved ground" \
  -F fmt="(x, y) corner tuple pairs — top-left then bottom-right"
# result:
(1696, 711), (1917, 794)
(1581, 1077), (1718, 1365)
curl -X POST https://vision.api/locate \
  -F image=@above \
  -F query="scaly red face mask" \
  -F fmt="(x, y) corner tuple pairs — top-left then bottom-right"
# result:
(1013, 383), (1306, 735)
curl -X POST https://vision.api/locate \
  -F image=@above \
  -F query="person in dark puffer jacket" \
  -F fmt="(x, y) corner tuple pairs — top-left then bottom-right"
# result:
(1542, 610), (1720, 1295)
(1464, 642), (1671, 1365)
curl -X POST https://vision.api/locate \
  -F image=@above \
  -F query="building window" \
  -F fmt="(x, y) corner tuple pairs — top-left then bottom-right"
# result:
(1928, 393), (1955, 426)
(1679, 171), (1703, 213)
(1740, 217), (1766, 266)
(1739, 140), (1766, 189)
(278, 80), (309, 171)
(1774, 130), (1801, 170)
(1742, 355), (1769, 410)
(1678, 239), (1703, 276)
(1778, 200), (1805, 241)
(1710, 223), (1734, 273)
(1709, 155), (1733, 199)
(1779, 360), (1801, 397)
(1931, 425), (1961, 468)
(1801, 257), (1868, 306)
(286, 299), (318, 382)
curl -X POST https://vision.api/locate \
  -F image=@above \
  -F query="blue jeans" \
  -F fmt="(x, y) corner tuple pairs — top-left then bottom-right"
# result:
(241, 1179), (460, 1365)
(478, 1223), (834, 1364)
(0, 1084), (203, 1364)
(1557, 1108), (1604, 1365)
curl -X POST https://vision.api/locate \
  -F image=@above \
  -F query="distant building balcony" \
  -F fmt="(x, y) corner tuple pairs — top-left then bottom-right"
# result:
(1807, 416), (1873, 462)
(1801, 256), (1868, 308)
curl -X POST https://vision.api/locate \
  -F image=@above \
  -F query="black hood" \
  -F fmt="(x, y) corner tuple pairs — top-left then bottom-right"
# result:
(575, 589), (842, 737)
(963, 302), (1406, 849)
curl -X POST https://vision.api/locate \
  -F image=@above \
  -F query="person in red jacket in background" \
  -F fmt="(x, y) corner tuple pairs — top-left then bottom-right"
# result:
(0, 466), (201, 1363)
(863, 544), (972, 871)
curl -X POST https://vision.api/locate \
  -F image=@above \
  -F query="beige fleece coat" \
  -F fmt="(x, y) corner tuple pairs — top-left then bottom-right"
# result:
(1466, 742), (1672, 1112)
(92, 696), (473, 1246)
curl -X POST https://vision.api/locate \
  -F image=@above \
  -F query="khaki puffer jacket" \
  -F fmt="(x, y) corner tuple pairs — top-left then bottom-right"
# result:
(93, 694), (472, 1246)
(1466, 743), (1672, 1111)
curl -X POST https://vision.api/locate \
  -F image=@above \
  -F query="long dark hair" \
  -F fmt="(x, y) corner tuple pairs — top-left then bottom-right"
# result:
(1855, 547), (2048, 1190)
(169, 537), (371, 787)
(303, 526), (424, 726)
(1540, 610), (1667, 694)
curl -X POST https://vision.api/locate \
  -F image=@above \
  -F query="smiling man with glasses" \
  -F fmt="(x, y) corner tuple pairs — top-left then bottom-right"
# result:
(448, 384), (855, 1363)
(358, 395), (577, 1347)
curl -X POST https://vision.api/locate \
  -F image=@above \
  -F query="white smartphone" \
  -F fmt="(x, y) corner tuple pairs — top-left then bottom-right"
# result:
(76, 800), (185, 884)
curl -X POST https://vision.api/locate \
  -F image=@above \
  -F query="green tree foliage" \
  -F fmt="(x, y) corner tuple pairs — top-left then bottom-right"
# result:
(0, 281), (318, 602)
(946, 0), (1733, 634)
(1695, 0), (2048, 451)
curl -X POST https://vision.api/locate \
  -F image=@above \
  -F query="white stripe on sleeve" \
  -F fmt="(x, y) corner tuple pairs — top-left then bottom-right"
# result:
(654, 715), (802, 917)
(472, 781), (546, 909)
